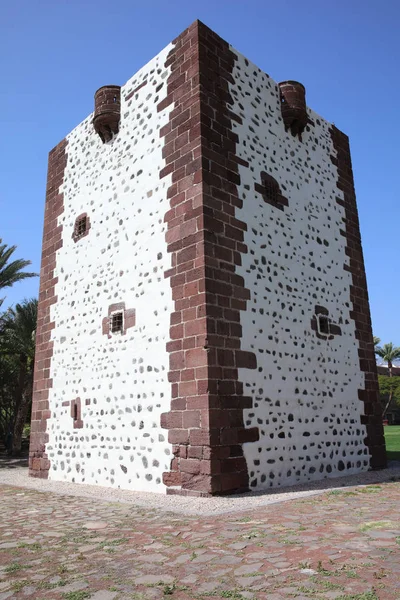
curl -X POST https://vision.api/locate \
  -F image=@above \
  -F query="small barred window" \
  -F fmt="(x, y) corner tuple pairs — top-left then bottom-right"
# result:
(111, 312), (123, 334)
(72, 213), (91, 242)
(102, 303), (135, 339)
(317, 315), (330, 336)
(76, 216), (87, 237)
(254, 172), (288, 211)
(263, 176), (279, 204)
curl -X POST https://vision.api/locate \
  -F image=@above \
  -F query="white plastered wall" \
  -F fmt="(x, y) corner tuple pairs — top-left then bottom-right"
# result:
(229, 49), (369, 489)
(46, 44), (174, 492)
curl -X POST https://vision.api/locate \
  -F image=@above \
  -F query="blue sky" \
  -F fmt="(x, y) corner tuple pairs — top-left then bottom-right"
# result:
(1, 0), (399, 343)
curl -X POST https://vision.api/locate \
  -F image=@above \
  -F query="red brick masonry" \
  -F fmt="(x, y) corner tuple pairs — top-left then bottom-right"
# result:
(29, 139), (68, 478)
(330, 126), (386, 469)
(159, 21), (259, 496)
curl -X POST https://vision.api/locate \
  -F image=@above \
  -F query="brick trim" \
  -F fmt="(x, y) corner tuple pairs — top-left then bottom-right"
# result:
(330, 126), (386, 469)
(125, 80), (148, 101)
(29, 139), (68, 479)
(159, 20), (258, 496)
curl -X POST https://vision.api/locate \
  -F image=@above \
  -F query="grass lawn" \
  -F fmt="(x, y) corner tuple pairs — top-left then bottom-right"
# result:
(384, 425), (400, 461)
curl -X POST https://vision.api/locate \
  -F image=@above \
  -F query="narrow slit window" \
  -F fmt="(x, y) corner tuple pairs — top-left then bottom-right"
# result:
(73, 403), (78, 421)
(111, 312), (123, 334)
(317, 315), (330, 336)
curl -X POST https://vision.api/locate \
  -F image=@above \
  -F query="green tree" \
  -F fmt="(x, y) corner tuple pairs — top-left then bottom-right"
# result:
(0, 299), (37, 455)
(373, 336), (381, 348)
(0, 239), (36, 306)
(375, 342), (400, 416)
(378, 374), (400, 418)
(0, 353), (16, 443)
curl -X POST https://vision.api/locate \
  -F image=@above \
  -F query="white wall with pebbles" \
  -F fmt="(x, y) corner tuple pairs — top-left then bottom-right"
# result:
(46, 44), (175, 492)
(229, 49), (369, 489)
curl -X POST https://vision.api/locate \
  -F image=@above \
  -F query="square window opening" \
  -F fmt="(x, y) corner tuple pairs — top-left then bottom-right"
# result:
(110, 311), (124, 334)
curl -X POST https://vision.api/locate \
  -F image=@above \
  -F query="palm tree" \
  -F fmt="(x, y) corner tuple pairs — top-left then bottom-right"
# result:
(0, 299), (37, 455)
(0, 239), (37, 306)
(373, 336), (381, 348)
(375, 342), (400, 376)
(375, 342), (400, 417)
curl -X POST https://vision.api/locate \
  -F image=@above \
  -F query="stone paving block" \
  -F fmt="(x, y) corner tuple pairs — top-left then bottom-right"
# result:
(56, 580), (89, 592)
(139, 553), (166, 563)
(134, 574), (174, 585)
(180, 574), (198, 584)
(234, 562), (264, 575)
(236, 575), (264, 586)
(21, 586), (36, 596)
(90, 591), (119, 600)
(231, 542), (249, 550)
(84, 521), (109, 530)
(170, 553), (191, 565)
(191, 552), (216, 563)
(195, 580), (220, 593)
(0, 543), (18, 549)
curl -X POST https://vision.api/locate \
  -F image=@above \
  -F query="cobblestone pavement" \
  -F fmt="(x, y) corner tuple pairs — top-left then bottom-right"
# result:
(0, 479), (399, 600)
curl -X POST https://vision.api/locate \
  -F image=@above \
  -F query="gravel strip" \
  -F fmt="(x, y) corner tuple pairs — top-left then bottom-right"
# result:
(0, 463), (399, 516)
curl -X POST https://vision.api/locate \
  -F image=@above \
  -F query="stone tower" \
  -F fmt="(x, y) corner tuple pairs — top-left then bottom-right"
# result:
(29, 20), (386, 496)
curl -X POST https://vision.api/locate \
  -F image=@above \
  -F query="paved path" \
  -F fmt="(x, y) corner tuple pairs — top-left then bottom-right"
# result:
(0, 479), (399, 599)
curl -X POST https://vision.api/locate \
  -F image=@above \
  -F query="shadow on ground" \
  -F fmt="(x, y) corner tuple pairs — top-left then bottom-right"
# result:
(0, 448), (28, 469)
(387, 450), (400, 461)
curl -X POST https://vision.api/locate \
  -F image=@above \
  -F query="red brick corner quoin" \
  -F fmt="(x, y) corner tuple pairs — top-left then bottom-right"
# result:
(29, 139), (68, 478)
(158, 21), (259, 496)
(330, 126), (386, 470)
